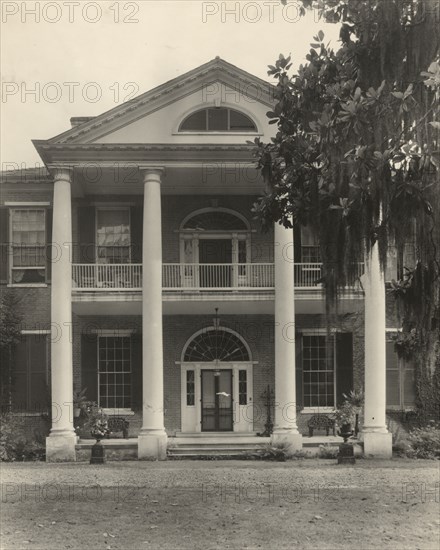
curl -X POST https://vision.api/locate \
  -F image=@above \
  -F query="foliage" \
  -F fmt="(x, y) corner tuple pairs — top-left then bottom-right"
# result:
(73, 387), (89, 408)
(82, 403), (110, 440)
(343, 389), (364, 409)
(406, 423), (440, 459)
(0, 292), (23, 411)
(0, 414), (45, 462)
(319, 443), (339, 459)
(252, 0), (439, 414)
(251, 442), (291, 461)
(334, 401), (356, 426)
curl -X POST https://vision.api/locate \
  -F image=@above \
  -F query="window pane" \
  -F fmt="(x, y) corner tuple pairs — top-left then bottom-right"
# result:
(302, 334), (334, 407)
(180, 110), (207, 131)
(98, 336), (131, 408)
(11, 210), (46, 277)
(186, 370), (195, 406)
(97, 209), (130, 264)
(238, 370), (247, 405)
(207, 108), (228, 131)
(229, 110), (256, 131)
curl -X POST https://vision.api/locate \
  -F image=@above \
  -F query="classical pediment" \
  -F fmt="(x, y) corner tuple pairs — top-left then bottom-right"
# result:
(46, 58), (275, 146)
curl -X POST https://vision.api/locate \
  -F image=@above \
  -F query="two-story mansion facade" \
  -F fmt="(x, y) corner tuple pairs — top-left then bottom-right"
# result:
(1, 59), (414, 461)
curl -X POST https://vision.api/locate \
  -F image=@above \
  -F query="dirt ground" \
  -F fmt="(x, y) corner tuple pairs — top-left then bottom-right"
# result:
(1, 459), (439, 550)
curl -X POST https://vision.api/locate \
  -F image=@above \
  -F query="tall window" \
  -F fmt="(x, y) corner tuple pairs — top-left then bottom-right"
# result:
(96, 208), (130, 264)
(11, 209), (46, 283)
(98, 336), (131, 409)
(302, 334), (335, 407)
(301, 225), (320, 263)
(386, 336), (415, 409)
(179, 108), (257, 132)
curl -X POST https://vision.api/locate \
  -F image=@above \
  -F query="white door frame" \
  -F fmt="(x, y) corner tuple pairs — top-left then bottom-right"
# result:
(180, 362), (254, 433)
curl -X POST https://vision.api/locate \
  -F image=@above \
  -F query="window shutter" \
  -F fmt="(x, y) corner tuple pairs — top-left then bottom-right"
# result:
(403, 362), (416, 407)
(81, 334), (98, 402)
(46, 208), (53, 282)
(0, 207), (9, 283)
(29, 335), (48, 412)
(335, 332), (353, 406)
(295, 332), (303, 409)
(130, 206), (143, 263)
(78, 206), (95, 263)
(11, 335), (28, 412)
(386, 340), (400, 407)
(131, 333), (142, 410)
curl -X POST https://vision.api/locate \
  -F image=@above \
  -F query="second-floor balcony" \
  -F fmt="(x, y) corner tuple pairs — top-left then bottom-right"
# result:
(72, 262), (363, 292)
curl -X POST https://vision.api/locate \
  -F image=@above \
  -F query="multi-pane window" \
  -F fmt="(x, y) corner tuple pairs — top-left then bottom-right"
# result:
(186, 370), (195, 406)
(11, 209), (46, 283)
(301, 225), (320, 263)
(386, 337), (415, 409)
(96, 208), (130, 264)
(302, 335), (335, 407)
(98, 336), (131, 409)
(179, 108), (257, 132)
(238, 370), (247, 405)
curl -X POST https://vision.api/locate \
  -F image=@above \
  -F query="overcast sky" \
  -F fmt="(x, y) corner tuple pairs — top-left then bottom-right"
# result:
(1, 1), (341, 168)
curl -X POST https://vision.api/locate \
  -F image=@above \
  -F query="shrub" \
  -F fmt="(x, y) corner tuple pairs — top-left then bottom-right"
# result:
(406, 424), (440, 459)
(319, 444), (339, 459)
(0, 414), (45, 461)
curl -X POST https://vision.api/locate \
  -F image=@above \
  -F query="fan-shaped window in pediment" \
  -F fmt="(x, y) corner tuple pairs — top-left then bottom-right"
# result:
(183, 328), (250, 362)
(179, 108), (257, 132)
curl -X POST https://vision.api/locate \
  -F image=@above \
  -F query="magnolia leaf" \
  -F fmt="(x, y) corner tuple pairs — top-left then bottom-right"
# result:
(318, 30), (324, 41)
(429, 121), (440, 129)
(391, 92), (404, 99)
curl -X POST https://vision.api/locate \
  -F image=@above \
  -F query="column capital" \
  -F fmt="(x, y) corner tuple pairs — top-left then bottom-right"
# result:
(139, 166), (165, 182)
(48, 165), (74, 183)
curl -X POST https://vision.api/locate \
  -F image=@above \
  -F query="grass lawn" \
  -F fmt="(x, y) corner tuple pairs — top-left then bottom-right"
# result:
(1, 459), (439, 549)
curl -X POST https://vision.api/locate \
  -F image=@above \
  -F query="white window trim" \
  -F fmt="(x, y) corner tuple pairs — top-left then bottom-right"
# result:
(385, 329), (415, 411)
(97, 333), (132, 411)
(9, 207), (47, 286)
(301, 331), (337, 410)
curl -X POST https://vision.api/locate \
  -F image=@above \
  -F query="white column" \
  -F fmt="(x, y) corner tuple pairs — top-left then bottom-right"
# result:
(362, 242), (392, 457)
(138, 168), (167, 460)
(46, 168), (76, 462)
(271, 221), (302, 453)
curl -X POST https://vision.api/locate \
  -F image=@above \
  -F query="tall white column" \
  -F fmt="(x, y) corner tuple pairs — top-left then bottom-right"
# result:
(46, 168), (76, 462)
(271, 221), (302, 453)
(138, 168), (167, 460)
(362, 242), (392, 457)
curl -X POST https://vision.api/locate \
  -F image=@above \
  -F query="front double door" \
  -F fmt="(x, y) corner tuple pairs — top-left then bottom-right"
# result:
(201, 369), (233, 431)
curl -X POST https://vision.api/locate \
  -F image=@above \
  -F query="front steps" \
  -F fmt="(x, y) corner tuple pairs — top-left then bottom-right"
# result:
(75, 434), (362, 460)
(168, 434), (271, 458)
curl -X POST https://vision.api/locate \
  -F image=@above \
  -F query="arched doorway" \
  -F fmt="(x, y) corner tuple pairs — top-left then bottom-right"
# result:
(179, 208), (252, 289)
(180, 327), (254, 433)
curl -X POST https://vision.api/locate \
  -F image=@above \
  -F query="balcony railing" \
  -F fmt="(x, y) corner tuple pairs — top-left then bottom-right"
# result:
(72, 263), (364, 291)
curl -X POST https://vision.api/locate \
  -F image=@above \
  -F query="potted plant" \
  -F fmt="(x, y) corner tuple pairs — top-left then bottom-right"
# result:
(83, 403), (110, 464)
(73, 387), (88, 418)
(334, 402), (355, 442)
(342, 389), (364, 437)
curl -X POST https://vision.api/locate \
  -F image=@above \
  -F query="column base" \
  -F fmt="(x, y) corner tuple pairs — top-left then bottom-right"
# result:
(46, 434), (77, 462)
(271, 431), (303, 455)
(138, 431), (168, 460)
(363, 431), (392, 458)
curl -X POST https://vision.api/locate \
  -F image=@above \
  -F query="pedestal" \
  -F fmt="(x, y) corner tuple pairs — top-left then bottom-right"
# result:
(271, 431), (303, 456)
(138, 432), (168, 460)
(337, 442), (356, 465)
(363, 431), (393, 458)
(46, 434), (77, 462)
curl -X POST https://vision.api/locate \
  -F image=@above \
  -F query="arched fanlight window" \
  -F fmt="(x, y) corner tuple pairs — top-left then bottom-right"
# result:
(183, 328), (250, 362)
(182, 210), (248, 231)
(179, 108), (257, 132)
